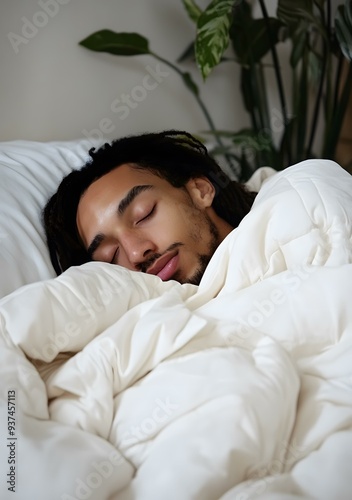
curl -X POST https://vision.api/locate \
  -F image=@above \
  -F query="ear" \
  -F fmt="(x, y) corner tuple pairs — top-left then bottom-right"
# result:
(185, 177), (216, 209)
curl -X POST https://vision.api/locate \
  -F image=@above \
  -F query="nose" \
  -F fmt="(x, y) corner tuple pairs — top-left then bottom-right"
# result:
(120, 231), (156, 269)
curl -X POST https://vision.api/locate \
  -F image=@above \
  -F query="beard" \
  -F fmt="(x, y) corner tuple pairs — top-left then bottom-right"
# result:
(184, 253), (214, 285)
(166, 208), (221, 286)
(183, 215), (220, 285)
(140, 200), (222, 285)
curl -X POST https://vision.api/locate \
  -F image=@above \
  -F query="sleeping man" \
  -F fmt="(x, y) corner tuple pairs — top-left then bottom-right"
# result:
(43, 130), (256, 284)
(5, 129), (351, 500)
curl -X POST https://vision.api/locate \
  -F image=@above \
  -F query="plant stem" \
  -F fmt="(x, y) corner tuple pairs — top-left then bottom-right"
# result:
(326, 0), (331, 34)
(324, 60), (352, 159)
(258, 0), (291, 165)
(150, 51), (239, 175)
(296, 50), (309, 161)
(307, 53), (327, 158)
(333, 52), (344, 113)
(307, 2), (329, 157)
(150, 52), (214, 128)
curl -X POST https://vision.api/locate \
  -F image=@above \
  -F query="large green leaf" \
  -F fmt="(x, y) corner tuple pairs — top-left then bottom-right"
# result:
(234, 18), (285, 65)
(229, 2), (252, 64)
(203, 127), (278, 178)
(195, 0), (234, 79)
(277, 0), (327, 63)
(290, 20), (309, 67)
(182, 0), (202, 23)
(232, 128), (277, 173)
(313, 0), (326, 9)
(307, 49), (323, 84)
(207, 128), (274, 155)
(79, 30), (150, 56)
(335, 1), (352, 61)
(277, 0), (313, 32)
(230, 128), (273, 151)
(230, 2), (286, 66)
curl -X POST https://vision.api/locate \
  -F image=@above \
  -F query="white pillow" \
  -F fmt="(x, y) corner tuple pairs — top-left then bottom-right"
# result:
(0, 139), (103, 299)
(0, 139), (271, 299)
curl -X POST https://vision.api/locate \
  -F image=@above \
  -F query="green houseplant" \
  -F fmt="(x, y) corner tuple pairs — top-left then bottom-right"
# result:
(79, 0), (352, 181)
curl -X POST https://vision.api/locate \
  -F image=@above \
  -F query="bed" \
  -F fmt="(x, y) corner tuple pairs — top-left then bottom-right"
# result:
(0, 139), (352, 500)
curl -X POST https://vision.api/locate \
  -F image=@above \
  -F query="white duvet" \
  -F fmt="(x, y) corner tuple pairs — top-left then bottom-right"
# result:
(1, 159), (352, 499)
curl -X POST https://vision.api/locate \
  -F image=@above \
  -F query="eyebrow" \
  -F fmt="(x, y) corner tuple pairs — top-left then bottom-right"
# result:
(117, 184), (154, 216)
(87, 184), (154, 259)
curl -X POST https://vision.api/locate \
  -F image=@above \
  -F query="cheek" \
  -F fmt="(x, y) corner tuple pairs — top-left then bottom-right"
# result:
(180, 203), (209, 239)
(153, 209), (180, 242)
(172, 199), (198, 227)
(169, 203), (199, 241)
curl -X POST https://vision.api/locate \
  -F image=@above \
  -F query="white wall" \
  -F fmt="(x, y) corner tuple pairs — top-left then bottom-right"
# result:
(1, 1), (346, 165)
(0, 0), (251, 142)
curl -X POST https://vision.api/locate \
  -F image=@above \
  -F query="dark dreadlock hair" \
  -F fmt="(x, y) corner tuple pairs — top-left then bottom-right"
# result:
(43, 130), (257, 275)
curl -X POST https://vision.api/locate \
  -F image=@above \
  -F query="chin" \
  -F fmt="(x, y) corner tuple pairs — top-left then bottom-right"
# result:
(183, 269), (204, 286)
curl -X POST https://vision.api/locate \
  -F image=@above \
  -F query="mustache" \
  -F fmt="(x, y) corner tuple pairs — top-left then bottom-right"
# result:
(139, 242), (184, 273)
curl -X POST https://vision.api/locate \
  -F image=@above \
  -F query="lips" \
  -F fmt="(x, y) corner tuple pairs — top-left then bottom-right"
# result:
(146, 252), (179, 281)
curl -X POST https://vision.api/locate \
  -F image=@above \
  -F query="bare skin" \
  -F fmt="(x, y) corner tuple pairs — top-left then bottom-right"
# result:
(76, 163), (233, 285)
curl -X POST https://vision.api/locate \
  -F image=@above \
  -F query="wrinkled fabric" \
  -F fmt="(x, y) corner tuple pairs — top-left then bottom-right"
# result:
(1, 159), (352, 500)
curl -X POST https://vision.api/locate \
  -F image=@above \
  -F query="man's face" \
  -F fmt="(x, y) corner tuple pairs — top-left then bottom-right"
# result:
(76, 164), (233, 285)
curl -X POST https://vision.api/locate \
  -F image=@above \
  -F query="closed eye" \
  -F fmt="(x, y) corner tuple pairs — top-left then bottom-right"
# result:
(137, 204), (156, 224)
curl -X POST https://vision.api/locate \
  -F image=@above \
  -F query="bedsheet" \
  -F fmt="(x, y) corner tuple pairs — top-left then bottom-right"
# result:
(1, 159), (352, 499)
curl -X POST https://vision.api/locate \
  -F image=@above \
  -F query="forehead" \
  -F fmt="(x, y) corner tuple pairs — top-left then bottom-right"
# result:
(80, 163), (166, 202)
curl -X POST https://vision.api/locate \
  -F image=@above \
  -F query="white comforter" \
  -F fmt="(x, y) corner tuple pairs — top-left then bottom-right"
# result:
(1, 159), (352, 499)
